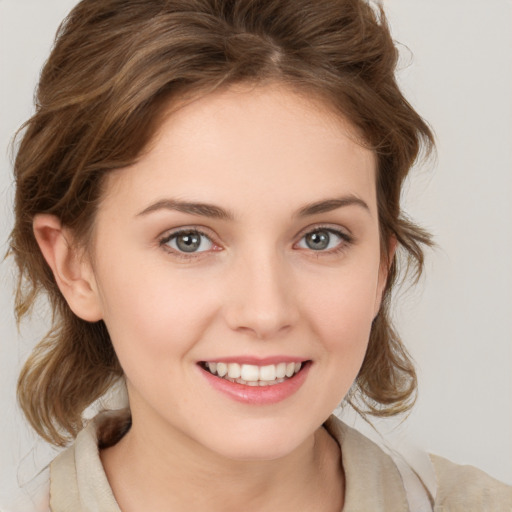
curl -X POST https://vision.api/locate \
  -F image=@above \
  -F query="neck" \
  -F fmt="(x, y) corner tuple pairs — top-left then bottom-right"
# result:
(100, 411), (344, 512)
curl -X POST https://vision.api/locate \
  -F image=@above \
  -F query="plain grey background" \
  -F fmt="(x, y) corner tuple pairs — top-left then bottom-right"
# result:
(1, 0), (511, 497)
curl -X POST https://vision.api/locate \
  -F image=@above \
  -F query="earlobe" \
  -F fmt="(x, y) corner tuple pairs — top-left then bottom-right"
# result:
(33, 214), (103, 322)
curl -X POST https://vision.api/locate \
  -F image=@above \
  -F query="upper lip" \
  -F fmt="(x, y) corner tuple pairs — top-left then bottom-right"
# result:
(199, 356), (309, 365)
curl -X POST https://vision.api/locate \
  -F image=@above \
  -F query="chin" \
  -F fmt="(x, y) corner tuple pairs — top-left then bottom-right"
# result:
(214, 439), (301, 462)
(195, 417), (315, 462)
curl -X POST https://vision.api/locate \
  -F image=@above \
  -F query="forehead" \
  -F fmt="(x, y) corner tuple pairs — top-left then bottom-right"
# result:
(101, 83), (377, 219)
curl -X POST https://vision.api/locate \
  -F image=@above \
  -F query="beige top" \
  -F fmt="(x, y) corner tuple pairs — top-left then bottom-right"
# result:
(33, 413), (512, 511)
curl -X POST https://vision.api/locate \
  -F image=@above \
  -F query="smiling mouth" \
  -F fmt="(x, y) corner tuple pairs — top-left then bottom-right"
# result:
(199, 361), (307, 386)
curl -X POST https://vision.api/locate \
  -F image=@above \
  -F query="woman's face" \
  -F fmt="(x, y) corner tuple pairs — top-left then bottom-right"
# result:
(87, 83), (386, 461)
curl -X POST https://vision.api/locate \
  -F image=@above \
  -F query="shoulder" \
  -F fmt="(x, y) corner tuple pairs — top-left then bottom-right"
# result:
(49, 411), (122, 511)
(324, 415), (412, 511)
(325, 414), (512, 511)
(430, 453), (512, 510)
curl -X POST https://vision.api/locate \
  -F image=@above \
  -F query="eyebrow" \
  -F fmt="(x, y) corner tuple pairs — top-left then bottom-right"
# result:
(136, 195), (370, 220)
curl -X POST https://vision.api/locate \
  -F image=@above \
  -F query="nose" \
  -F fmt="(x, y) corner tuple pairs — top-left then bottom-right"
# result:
(222, 248), (300, 340)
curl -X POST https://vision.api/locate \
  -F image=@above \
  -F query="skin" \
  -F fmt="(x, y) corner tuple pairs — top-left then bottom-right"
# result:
(34, 83), (391, 511)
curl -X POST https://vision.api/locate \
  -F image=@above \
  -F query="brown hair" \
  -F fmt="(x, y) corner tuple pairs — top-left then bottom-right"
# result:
(10, 0), (434, 446)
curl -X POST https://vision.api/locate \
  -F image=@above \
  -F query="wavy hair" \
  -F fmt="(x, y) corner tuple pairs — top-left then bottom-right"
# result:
(10, 0), (434, 446)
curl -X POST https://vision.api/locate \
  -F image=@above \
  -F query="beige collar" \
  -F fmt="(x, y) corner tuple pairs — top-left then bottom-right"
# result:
(323, 416), (409, 511)
(50, 413), (408, 511)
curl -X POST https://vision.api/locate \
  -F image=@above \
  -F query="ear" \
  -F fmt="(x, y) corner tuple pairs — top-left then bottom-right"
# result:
(33, 214), (103, 322)
(373, 235), (398, 317)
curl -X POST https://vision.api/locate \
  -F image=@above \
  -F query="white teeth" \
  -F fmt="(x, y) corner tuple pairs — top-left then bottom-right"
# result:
(240, 364), (260, 382)
(259, 364), (276, 381)
(227, 363), (241, 379)
(204, 360), (304, 385)
(216, 362), (228, 377)
(276, 362), (286, 379)
(285, 362), (295, 378)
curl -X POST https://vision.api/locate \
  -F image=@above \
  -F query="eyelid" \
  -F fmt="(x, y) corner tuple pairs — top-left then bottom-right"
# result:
(295, 223), (353, 243)
(159, 226), (215, 241)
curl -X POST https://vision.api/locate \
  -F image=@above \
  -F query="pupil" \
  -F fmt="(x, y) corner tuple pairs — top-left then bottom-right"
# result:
(307, 231), (329, 250)
(177, 232), (200, 252)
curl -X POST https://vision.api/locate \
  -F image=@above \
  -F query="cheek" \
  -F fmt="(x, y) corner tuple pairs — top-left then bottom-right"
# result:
(303, 264), (381, 348)
(96, 260), (216, 361)
(294, 265), (379, 411)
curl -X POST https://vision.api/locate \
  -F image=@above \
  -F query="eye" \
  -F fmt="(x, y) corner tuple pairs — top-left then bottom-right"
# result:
(296, 227), (351, 252)
(160, 229), (214, 254)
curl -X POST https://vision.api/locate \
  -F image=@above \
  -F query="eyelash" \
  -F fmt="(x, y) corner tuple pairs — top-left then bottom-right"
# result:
(158, 225), (354, 261)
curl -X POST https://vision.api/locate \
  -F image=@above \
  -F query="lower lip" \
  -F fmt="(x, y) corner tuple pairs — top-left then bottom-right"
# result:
(199, 362), (311, 405)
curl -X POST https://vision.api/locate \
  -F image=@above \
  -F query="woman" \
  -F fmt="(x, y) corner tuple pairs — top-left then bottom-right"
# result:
(4, 0), (511, 510)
